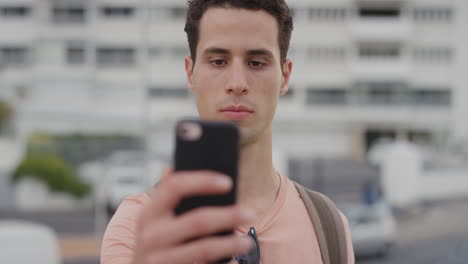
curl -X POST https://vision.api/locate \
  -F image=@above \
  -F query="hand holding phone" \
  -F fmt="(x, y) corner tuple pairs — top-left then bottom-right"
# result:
(131, 120), (253, 264)
(174, 120), (240, 263)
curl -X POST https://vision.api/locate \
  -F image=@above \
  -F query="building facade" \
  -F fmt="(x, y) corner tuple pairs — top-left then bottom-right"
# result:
(0, 0), (467, 159)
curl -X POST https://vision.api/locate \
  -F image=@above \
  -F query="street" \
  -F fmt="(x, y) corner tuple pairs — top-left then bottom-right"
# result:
(359, 235), (468, 264)
(2, 197), (467, 264)
(358, 199), (468, 264)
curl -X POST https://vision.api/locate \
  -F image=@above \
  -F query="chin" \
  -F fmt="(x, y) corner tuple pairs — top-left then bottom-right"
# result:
(238, 127), (261, 146)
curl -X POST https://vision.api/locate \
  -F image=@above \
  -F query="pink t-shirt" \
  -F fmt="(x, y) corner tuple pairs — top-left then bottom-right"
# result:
(101, 176), (355, 264)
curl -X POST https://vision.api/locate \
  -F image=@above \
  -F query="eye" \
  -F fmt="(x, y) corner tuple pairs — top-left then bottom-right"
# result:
(210, 59), (226, 66)
(248, 61), (265, 69)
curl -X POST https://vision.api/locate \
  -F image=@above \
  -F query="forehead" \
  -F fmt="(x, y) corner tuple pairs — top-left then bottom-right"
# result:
(197, 7), (280, 56)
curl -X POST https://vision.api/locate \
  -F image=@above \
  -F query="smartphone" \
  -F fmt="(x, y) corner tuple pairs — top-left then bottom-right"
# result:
(174, 119), (239, 215)
(173, 120), (239, 263)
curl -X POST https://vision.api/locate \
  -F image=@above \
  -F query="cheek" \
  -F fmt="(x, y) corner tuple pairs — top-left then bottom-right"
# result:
(194, 68), (221, 92)
(193, 82), (218, 116)
(256, 73), (282, 98)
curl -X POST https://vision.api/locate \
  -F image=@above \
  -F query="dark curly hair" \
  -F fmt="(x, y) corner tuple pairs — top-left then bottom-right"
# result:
(184, 0), (294, 65)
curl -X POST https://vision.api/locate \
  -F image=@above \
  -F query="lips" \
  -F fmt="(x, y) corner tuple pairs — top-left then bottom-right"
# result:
(220, 105), (254, 112)
(220, 105), (254, 120)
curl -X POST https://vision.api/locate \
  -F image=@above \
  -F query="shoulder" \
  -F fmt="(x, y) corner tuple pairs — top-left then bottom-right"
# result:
(289, 180), (355, 264)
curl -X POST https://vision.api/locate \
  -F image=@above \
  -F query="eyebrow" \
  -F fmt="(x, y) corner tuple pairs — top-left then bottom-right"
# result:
(203, 47), (230, 55)
(203, 47), (274, 58)
(246, 49), (274, 58)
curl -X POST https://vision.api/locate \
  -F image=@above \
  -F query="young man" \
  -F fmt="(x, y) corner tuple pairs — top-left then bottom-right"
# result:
(101, 0), (354, 263)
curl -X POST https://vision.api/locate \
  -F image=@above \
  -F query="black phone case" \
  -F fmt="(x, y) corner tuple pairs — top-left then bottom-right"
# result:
(174, 120), (239, 215)
(174, 120), (239, 264)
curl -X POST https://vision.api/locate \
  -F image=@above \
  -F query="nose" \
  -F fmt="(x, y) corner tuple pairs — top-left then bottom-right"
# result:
(225, 61), (248, 95)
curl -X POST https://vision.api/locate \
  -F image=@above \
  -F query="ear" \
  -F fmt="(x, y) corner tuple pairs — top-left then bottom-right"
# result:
(280, 59), (292, 96)
(185, 56), (195, 91)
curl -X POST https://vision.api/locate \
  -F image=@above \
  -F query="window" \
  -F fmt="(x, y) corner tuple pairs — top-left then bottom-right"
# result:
(171, 47), (188, 58)
(356, 82), (406, 105)
(148, 87), (189, 98)
(149, 47), (162, 59)
(151, 6), (187, 20)
(353, 83), (451, 106)
(408, 131), (432, 145)
(413, 47), (452, 64)
(0, 6), (31, 18)
(66, 43), (86, 65)
(367, 87), (395, 105)
(413, 7), (453, 22)
(411, 89), (451, 106)
(100, 6), (135, 18)
(365, 130), (397, 151)
(52, 6), (86, 23)
(359, 43), (401, 60)
(358, 2), (401, 19)
(97, 48), (136, 67)
(170, 7), (186, 19)
(149, 46), (188, 60)
(307, 89), (347, 105)
(359, 7), (400, 18)
(308, 7), (347, 21)
(308, 47), (346, 61)
(0, 47), (29, 67)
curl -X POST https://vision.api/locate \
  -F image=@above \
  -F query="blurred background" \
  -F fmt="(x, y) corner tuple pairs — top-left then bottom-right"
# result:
(1, 0), (468, 263)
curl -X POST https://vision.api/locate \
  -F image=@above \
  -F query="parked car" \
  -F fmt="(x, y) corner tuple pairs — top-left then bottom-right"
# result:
(103, 151), (165, 216)
(105, 166), (147, 216)
(339, 200), (396, 258)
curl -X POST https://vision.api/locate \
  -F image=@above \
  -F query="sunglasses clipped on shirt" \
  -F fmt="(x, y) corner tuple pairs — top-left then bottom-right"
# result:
(233, 227), (260, 264)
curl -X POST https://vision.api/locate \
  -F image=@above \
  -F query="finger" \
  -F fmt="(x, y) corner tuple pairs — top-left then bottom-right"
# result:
(146, 234), (253, 264)
(140, 206), (254, 250)
(141, 171), (233, 221)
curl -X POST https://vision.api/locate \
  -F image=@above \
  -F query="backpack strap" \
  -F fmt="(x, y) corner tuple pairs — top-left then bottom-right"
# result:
(293, 181), (348, 264)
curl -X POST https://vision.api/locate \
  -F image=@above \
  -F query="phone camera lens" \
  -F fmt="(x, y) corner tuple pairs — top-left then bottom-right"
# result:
(178, 122), (202, 141)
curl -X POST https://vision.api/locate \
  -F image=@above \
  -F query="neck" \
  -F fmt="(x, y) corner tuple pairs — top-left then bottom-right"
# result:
(237, 126), (281, 221)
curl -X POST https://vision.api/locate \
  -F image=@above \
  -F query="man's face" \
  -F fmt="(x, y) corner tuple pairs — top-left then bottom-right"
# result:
(185, 7), (292, 145)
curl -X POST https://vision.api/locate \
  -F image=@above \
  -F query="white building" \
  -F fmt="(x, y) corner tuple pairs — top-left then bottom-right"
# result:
(0, 0), (467, 160)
